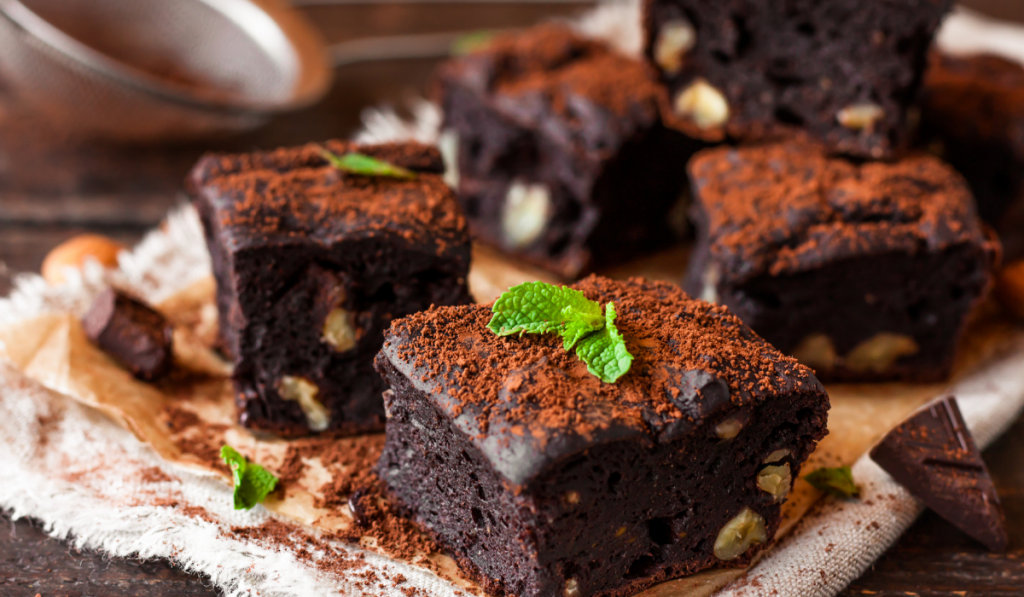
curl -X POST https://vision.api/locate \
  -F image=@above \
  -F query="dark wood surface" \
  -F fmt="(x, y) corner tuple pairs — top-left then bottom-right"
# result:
(0, 2), (1022, 596)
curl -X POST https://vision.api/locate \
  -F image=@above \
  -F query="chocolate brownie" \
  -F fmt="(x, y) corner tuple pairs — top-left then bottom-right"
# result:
(643, 0), (952, 158)
(919, 52), (1024, 260)
(82, 288), (173, 382)
(375, 275), (829, 597)
(684, 142), (998, 383)
(187, 140), (473, 437)
(436, 25), (702, 279)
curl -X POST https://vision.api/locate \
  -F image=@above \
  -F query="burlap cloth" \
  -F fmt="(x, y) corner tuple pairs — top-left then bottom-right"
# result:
(1, 3), (1023, 597)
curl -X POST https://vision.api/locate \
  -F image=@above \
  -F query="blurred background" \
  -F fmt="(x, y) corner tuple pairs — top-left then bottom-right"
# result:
(0, 0), (1018, 296)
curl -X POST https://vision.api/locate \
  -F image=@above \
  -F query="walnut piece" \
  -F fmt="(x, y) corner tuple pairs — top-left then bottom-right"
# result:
(845, 332), (919, 373)
(791, 333), (837, 372)
(837, 102), (884, 131)
(757, 463), (792, 503)
(502, 181), (551, 248)
(323, 307), (359, 353)
(654, 19), (696, 75)
(764, 448), (791, 464)
(715, 417), (743, 440)
(714, 507), (767, 561)
(278, 375), (331, 432)
(674, 79), (729, 129)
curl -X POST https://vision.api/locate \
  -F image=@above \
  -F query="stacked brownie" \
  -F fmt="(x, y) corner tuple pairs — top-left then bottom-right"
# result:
(684, 142), (997, 382)
(919, 52), (1024, 260)
(643, 0), (951, 158)
(188, 140), (472, 436)
(436, 25), (702, 278)
(376, 276), (829, 597)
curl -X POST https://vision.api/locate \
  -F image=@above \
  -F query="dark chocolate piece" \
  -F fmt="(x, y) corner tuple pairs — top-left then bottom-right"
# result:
(685, 141), (998, 382)
(870, 396), (1008, 553)
(187, 140), (473, 437)
(919, 51), (1024, 260)
(643, 0), (952, 158)
(436, 25), (702, 279)
(375, 275), (830, 597)
(81, 288), (173, 382)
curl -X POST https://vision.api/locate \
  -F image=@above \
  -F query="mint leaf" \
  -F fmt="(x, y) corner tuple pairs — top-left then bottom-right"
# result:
(804, 465), (859, 499)
(574, 302), (633, 383)
(221, 445), (279, 510)
(320, 149), (416, 180)
(487, 281), (604, 349)
(451, 30), (496, 55)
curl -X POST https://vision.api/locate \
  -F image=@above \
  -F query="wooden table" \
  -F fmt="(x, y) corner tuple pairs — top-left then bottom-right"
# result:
(0, 2), (1021, 595)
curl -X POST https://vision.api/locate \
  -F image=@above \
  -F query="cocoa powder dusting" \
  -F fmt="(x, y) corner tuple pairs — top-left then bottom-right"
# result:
(383, 275), (817, 449)
(689, 141), (991, 282)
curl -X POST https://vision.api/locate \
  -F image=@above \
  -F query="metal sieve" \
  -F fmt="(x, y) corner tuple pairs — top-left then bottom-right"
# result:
(0, 0), (332, 142)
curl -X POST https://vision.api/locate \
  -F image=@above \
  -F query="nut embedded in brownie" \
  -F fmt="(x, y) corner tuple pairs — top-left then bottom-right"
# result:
(642, 0), (952, 158)
(684, 142), (999, 383)
(919, 51), (1024, 260)
(187, 140), (473, 437)
(435, 25), (703, 279)
(374, 275), (829, 597)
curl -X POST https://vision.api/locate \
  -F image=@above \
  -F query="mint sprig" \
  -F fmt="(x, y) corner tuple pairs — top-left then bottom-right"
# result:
(487, 281), (633, 383)
(804, 465), (860, 499)
(221, 445), (279, 510)
(320, 148), (416, 180)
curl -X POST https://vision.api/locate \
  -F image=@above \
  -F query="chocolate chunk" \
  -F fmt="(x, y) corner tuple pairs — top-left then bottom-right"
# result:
(870, 396), (1008, 552)
(81, 288), (174, 382)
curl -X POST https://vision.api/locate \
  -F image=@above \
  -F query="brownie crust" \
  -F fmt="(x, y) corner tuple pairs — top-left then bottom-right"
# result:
(375, 276), (829, 597)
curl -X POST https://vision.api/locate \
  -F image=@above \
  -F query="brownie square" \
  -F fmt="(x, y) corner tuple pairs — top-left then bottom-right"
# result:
(187, 141), (473, 437)
(684, 142), (998, 383)
(919, 52), (1024, 260)
(436, 25), (702, 279)
(375, 276), (829, 597)
(642, 0), (952, 158)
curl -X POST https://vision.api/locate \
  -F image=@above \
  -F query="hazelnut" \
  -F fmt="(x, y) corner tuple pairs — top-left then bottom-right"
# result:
(845, 332), (919, 374)
(837, 102), (884, 131)
(41, 234), (126, 285)
(278, 375), (331, 432)
(323, 307), (359, 352)
(757, 463), (792, 503)
(700, 264), (720, 304)
(764, 448), (791, 464)
(564, 578), (580, 597)
(564, 491), (580, 505)
(791, 333), (837, 372)
(674, 79), (730, 129)
(654, 19), (696, 75)
(714, 507), (767, 561)
(715, 417), (743, 440)
(996, 260), (1024, 321)
(502, 181), (550, 248)
(438, 128), (460, 188)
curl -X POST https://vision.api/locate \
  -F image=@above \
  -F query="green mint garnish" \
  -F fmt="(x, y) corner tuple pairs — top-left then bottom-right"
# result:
(221, 445), (279, 510)
(451, 30), (496, 56)
(487, 281), (633, 383)
(574, 302), (633, 384)
(320, 148), (416, 180)
(804, 465), (860, 499)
